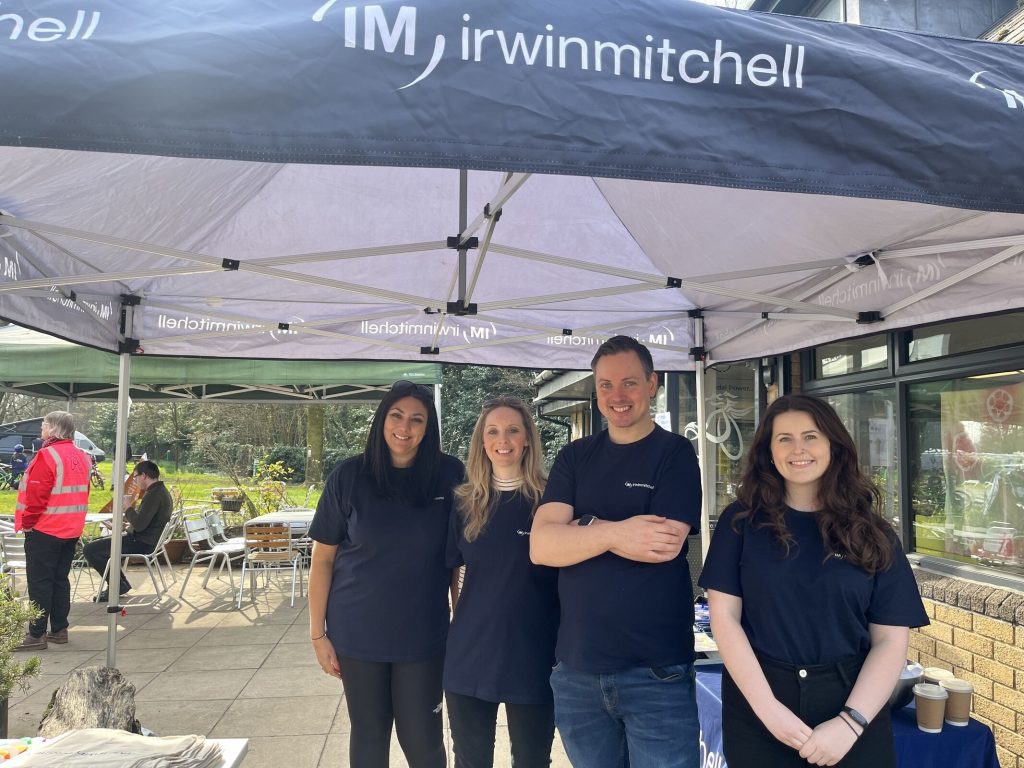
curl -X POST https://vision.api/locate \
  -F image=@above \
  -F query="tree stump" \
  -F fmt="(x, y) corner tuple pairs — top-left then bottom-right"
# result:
(38, 666), (141, 738)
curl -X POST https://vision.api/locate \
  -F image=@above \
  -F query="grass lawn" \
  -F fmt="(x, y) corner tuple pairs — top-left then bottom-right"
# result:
(0, 467), (321, 519)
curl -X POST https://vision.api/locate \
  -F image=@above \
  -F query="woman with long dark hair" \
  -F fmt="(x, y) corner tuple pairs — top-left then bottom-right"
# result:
(308, 380), (464, 768)
(699, 395), (927, 768)
(444, 396), (559, 768)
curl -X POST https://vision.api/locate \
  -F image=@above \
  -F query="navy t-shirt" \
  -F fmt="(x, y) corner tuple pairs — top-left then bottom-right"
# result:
(309, 453), (465, 662)
(443, 491), (559, 704)
(541, 426), (702, 673)
(698, 501), (929, 665)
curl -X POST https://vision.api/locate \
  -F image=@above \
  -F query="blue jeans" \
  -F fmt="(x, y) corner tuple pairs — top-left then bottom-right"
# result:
(550, 661), (700, 768)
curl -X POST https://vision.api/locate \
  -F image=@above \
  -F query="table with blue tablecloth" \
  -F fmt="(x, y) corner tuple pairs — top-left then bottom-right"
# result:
(695, 664), (1000, 768)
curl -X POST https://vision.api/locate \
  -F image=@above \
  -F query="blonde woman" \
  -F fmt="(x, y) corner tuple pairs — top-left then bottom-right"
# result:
(444, 396), (559, 768)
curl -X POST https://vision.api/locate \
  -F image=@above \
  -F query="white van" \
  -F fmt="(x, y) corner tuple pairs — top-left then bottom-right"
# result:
(74, 431), (105, 463)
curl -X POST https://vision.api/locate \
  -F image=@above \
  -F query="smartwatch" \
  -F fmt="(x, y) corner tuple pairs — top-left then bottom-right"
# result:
(578, 514), (599, 527)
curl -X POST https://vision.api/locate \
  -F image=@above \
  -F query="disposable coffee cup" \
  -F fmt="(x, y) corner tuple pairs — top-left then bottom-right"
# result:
(940, 679), (973, 726)
(913, 683), (948, 733)
(923, 667), (956, 686)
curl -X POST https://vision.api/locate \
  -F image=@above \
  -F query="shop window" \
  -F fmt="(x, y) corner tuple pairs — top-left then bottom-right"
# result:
(908, 371), (1024, 577)
(825, 389), (899, 526)
(813, 335), (888, 379)
(907, 312), (1024, 362)
(814, 0), (846, 21)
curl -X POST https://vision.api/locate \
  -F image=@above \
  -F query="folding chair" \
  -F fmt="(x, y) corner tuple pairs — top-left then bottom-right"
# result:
(0, 533), (28, 598)
(178, 513), (245, 596)
(98, 517), (178, 601)
(71, 539), (96, 598)
(206, 508), (245, 547)
(237, 522), (304, 608)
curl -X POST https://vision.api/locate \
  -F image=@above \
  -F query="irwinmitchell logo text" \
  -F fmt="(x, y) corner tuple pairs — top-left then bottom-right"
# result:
(312, 3), (807, 91)
(0, 5), (100, 42)
(624, 482), (655, 490)
(969, 71), (1024, 111)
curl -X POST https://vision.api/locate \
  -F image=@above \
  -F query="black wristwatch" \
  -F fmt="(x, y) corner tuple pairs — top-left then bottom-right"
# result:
(578, 514), (599, 527)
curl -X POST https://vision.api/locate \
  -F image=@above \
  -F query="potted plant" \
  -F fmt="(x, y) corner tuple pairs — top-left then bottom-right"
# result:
(210, 487), (244, 513)
(0, 575), (43, 738)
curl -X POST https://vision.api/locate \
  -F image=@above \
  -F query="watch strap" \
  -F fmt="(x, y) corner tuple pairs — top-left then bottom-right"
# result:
(842, 706), (869, 731)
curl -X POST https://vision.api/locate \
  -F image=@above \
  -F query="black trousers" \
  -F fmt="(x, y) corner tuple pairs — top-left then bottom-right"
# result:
(722, 653), (895, 768)
(446, 690), (555, 768)
(24, 530), (78, 637)
(339, 654), (446, 768)
(83, 534), (155, 589)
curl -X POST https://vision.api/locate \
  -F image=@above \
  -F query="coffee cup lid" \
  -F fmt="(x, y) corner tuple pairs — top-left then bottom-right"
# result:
(939, 679), (973, 693)
(913, 683), (948, 699)
(923, 667), (956, 681)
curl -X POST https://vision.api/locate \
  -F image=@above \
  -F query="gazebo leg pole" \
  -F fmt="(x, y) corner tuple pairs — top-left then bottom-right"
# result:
(106, 304), (135, 669)
(694, 314), (712, 563)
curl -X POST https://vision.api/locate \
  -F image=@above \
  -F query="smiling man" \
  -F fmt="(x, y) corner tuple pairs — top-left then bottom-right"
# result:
(531, 335), (703, 768)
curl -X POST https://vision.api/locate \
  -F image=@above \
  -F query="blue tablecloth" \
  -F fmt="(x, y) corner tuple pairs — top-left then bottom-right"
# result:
(695, 664), (1000, 768)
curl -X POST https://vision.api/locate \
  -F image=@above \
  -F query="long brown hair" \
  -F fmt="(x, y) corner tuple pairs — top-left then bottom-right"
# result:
(734, 394), (894, 574)
(455, 396), (546, 542)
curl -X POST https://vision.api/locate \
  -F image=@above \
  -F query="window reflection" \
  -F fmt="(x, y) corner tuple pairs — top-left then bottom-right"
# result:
(680, 362), (758, 528)
(814, 334), (888, 378)
(825, 389), (899, 526)
(909, 373), (1024, 575)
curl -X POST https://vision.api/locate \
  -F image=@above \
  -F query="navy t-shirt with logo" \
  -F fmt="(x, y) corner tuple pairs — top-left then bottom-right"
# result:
(309, 453), (465, 662)
(698, 501), (929, 665)
(444, 491), (559, 704)
(541, 426), (702, 673)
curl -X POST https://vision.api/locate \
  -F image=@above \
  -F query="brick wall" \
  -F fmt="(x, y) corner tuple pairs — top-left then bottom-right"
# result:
(912, 571), (1024, 767)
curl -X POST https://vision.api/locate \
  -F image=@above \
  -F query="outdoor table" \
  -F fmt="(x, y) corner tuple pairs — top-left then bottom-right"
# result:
(3, 735), (248, 767)
(246, 507), (316, 531)
(695, 664), (999, 768)
(213, 738), (248, 768)
(84, 513), (113, 525)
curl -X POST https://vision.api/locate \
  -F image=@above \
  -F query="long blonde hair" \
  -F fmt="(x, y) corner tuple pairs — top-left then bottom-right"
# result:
(455, 396), (547, 542)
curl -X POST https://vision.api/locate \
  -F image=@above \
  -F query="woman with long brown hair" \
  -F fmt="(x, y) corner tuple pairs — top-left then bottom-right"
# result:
(308, 380), (464, 768)
(699, 395), (927, 768)
(444, 396), (559, 768)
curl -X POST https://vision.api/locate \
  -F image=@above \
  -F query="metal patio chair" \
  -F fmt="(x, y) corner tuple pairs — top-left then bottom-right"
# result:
(236, 522), (304, 608)
(178, 512), (245, 596)
(97, 516), (179, 601)
(0, 532), (28, 598)
(205, 508), (245, 547)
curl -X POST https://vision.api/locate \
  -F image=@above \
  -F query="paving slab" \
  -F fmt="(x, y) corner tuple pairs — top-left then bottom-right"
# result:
(195, 624), (289, 647)
(210, 695), (341, 737)
(2, 563), (573, 767)
(238, 665), (342, 699)
(243, 735), (326, 768)
(135, 668), (257, 702)
(135, 698), (235, 737)
(116, 626), (214, 649)
(166, 643), (274, 672)
(84, 645), (188, 673)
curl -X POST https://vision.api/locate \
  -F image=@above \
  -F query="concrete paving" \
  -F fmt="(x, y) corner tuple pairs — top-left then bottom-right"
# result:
(9, 563), (572, 767)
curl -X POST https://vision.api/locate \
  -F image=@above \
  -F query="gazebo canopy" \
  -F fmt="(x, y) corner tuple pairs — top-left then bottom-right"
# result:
(0, 326), (441, 402)
(1, 1), (1022, 371)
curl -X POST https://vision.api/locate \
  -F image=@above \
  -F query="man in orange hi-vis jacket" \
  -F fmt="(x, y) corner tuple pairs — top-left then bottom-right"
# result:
(14, 411), (90, 651)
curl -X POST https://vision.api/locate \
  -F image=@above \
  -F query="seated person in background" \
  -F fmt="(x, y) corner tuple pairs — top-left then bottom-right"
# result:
(9, 444), (29, 485)
(84, 460), (173, 601)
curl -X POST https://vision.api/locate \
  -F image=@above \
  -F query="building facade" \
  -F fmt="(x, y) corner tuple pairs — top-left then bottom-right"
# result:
(746, 0), (1018, 38)
(535, 6), (1024, 763)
